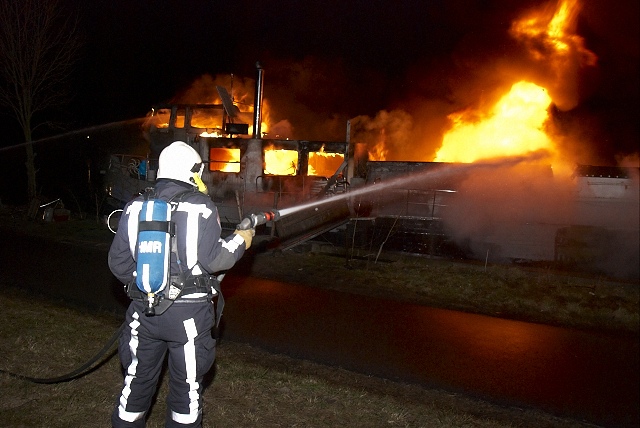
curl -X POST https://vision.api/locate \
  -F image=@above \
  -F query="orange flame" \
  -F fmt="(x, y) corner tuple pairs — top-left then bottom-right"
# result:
(435, 82), (553, 163)
(369, 138), (389, 161)
(434, 0), (596, 167)
(264, 147), (298, 175)
(263, 145), (345, 176)
(510, 0), (596, 67)
(148, 79), (272, 138)
(308, 145), (344, 176)
(209, 148), (240, 172)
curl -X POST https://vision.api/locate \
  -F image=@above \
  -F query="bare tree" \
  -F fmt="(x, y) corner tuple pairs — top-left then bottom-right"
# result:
(0, 0), (82, 202)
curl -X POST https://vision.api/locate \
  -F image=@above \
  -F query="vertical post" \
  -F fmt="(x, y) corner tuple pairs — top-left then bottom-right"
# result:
(346, 119), (354, 182)
(252, 62), (264, 139)
(345, 119), (351, 142)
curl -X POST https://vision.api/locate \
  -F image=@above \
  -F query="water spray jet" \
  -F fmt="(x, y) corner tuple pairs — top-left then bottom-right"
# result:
(274, 151), (552, 219)
(0, 117), (148, 152)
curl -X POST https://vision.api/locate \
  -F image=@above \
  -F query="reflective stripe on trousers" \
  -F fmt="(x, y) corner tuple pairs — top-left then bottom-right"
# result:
(112, 300), (216, 428)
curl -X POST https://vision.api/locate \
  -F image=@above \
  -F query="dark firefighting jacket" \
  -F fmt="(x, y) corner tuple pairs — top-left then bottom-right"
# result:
(108, 179), (246, 286)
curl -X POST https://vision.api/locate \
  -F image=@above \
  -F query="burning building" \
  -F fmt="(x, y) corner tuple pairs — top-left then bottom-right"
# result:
(342, 0), (639, 279)
(104, 64), (357, 248)
(104, 0), (638, 279)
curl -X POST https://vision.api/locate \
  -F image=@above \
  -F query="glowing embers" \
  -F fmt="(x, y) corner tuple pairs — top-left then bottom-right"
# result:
(435, 82), (553, 163)
(209, 148), (240, 173)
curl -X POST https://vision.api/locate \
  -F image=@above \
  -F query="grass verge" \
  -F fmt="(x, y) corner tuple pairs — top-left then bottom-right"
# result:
(247, 250), (639, 334)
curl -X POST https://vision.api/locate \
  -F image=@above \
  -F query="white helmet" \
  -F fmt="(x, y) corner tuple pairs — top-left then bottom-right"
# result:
(157, 141), (204, 186)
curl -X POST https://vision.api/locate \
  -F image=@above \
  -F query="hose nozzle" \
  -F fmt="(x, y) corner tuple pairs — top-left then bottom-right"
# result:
(236, 211), (280, 230)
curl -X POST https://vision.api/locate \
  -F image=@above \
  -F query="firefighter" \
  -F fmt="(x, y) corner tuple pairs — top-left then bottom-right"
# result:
(108, 141), (254, 427)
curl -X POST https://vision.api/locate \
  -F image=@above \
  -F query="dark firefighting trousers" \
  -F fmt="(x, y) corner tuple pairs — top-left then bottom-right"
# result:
(111, 298), (216, 428)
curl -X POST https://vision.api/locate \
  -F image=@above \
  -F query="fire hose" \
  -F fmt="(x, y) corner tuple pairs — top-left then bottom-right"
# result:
(1, 211), (281, 384)
(0, 323), (125, 384)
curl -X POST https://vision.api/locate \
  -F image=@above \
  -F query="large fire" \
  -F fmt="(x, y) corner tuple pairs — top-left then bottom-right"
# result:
(434, 82), (553, 163)
(153, 1), (597, 176)
(431, 0), (596, 167)
(356, 0), (597, 169)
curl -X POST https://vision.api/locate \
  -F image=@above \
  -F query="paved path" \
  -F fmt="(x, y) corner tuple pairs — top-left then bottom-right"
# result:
(221, 274), (639, 428)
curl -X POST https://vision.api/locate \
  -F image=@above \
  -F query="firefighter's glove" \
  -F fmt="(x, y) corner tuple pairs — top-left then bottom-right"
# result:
(234, 228), (255, 249)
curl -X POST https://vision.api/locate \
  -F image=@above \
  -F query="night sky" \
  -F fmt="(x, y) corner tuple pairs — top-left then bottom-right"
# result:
(3, 0), (639, 165)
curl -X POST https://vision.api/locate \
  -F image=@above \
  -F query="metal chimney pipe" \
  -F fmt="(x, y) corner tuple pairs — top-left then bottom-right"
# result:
(252, 61), (264, 139)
